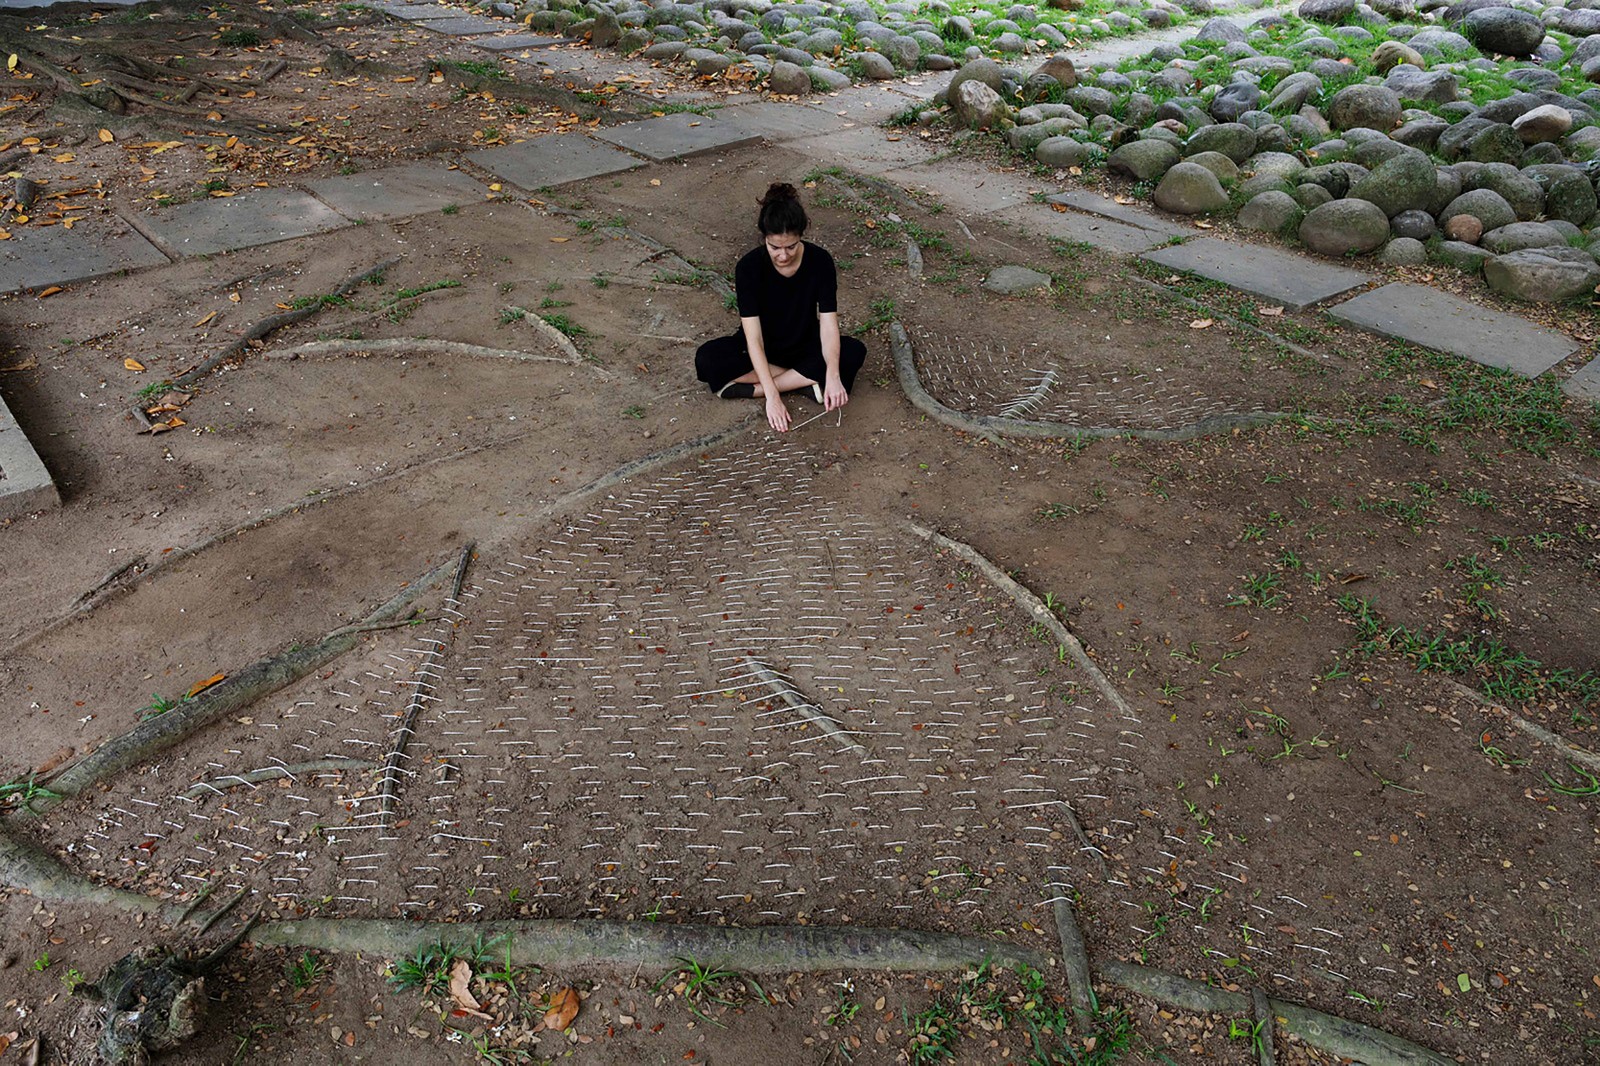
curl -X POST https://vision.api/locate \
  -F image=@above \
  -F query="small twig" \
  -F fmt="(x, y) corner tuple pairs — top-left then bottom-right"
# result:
(175, 881), (217, 926)
(745, 660), (866, 757)
(1055, 800), (1104, 872)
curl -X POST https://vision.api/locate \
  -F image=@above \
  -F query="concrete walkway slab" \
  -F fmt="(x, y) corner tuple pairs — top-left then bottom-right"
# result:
(1047, 190), (1190, 238)
(378, 2), (484, 19)
(715, 101), (853, 142)
(1566, 357), (1600, 403)
(416, 14), (508, 35)
(1330, 283), (1581, 377)
(469, 32), (571, 51)
(0, 391), (59, 519)
(307, 163), (488, 221)
(592, 112), (760, 161)
(135, 189), (351, 258)
(785, 126), (938, 177)
(466, 134), (644, 190)
(995, 202), (1174, 254)
(0, 220), (169, 295)
(1142, 237), (1370, 311)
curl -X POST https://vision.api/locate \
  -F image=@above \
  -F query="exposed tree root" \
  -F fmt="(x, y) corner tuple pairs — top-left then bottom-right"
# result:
(376, 544), (473, 818)
(139, 257), (399, 407)
(1445, 678), (1600, 774)
(28, 551), (464, 812)
(905, 522), (1136, 719)
(250, 918), (1045, 974)
(265, 337), (578, 366)
(179, 758), (376, 800)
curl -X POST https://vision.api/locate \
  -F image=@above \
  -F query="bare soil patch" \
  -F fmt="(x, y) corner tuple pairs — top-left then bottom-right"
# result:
(2, 6), (1599, 1065)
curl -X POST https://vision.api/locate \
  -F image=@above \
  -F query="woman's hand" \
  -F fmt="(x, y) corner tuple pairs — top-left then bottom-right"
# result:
(766, 393), (791, 433)
(823, 370), (849, 412)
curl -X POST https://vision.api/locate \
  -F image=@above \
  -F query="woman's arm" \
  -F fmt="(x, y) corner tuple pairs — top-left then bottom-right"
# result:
(818, 311), (847, 411)
(740, 315), (791, 432)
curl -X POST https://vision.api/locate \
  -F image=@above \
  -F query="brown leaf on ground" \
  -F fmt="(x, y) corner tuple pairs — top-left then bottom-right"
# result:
(124, 358), (146, 372)
(448, 960), (494, 1020)
(0, 357), (36, 372)
(543, 986), (580, 1031)
(34, 747), (73, 775)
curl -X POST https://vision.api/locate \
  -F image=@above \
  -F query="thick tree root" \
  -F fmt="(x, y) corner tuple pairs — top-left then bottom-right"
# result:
(250, 918), (1045, 974)
(130, 257), (399, 428)
(904, 522), (1135, 719)
(29, 552), (463, 812)
(264, 338), (578, 366)
(0, 817), (169, 917)
(890, 322), (1285, 443)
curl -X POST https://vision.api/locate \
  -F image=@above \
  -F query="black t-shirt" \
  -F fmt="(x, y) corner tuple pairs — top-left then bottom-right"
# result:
(734, 241), (838, 359)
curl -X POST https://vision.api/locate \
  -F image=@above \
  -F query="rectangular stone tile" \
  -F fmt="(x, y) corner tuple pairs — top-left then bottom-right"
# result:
(466, 134), (643, 190)
(0, 391), (59, 520)
(1565, 357), (1600, 403)
(713, 101), (852, 142)
(307, 163), (488, 221)
(512, 48), (593, 75)
(468, 32), (571, 51)
(1047, 189), (1190, 238)
(416, 14), (509, 35)
(0, 219), (169, 295)
(883, 161), (1035, 215)
(784, 126), (938, 177)
(377, 2), (485, 19)
(993, 202), (1174, 254)
(591, 112), (761, 162)
(1330, 283), (1581, 377)
(1142, 237), (1370, 311)
(136, 188), (351, 258)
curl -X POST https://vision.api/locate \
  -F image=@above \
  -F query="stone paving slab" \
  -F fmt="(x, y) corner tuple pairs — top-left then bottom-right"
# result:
(0, 391), (59, 520)
(307, 162), (488, 221)
(995, 202), (1176, 254)
(885, 161), (1035, 216)
(468, 32), (572, 51)
(415, 14), (509, 35)
(466, 134), (644, 190)
(1047, 190), (1190, 238)
(784, 126), (938, 177)
(1330, 283), (1582, 377)
(376, 2), (484, 19)
(0, 219), (170, 295)
(513, 48), (596, 75)
(134, 189), (351, 258)
(714, 101), (854, 142)
(1565, 357), (1600, 402)
(592, 112), (761, 161)
(1142, 237), (1370, 311)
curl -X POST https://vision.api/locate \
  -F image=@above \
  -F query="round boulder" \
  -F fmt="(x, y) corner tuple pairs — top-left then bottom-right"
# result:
(1390, 209), (1437, 241)
(1185, 122), (1257, 163)
(1035, 136), (1103, 167)
(1297, 0), (1355, 23)
(1462, 7), (1545, 58)
(858, 51), (896, 79)
(1107, 139), (1181, 181)
(1153, 161), (1232, 214)
(1036, 54), (1078, 88)
(1480, 221), (1569, 254)
(951, 80), (1009, 129)
(1379, 237), (1428, 265)
(1440, 189), (1510, 233)
(1186, 150), (1240, 181)
(984, 265), (1054, 294)
(1347, 150), (1438, 217)
(1443, 214), (1484, 244)
(1483, 248), (1600, 302)
(1210, 82), (1263, 122)
(1237, 190), (1302, 233)
(1299, 198), (1392, 256)
(768, 60), (812, 95)
(1370, 41), (1424, 72)
(1326, 84), (1402, 132)
(1511, 104), (1573, 145)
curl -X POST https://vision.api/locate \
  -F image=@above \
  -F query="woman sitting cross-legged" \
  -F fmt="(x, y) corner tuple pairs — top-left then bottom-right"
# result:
(694, 181), (867, 433)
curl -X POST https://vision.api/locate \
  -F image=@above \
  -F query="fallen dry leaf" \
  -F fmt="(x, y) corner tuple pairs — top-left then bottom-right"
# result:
(448, 960), (494, 1020)
(124, 358), (146, 372)
(37, 285), (61, 298)
(186, 672), (225, 698)
(0, 356), (37, 372)
(228, 291), (241, 303)
(35, 746), (73, 775)
(1258, 305), (1284, 317)
(194, 310), (217, 328)
(98, 128), (114, 143)
(543, 986), (581, 1031)
(550, 236), (570, 243)
(0, 1031), (15, 1057)
(649, 178), (661, 187)
(1193, 220), (1214, 229)
(1189, 318), (1214, 330)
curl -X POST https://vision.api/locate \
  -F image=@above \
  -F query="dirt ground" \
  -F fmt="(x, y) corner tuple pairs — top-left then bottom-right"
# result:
(3, 2), (1600, 1064)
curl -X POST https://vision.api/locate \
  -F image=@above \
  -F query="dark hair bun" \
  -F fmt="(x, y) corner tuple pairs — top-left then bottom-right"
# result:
(759, 182), (799, 206)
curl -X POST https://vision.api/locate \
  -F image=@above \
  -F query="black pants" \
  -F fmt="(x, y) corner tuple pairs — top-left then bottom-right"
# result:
(694, 332), (867, 393)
